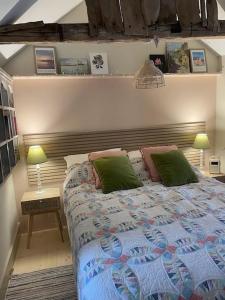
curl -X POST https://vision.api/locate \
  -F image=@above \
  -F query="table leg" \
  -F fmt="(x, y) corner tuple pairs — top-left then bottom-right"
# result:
(27, 214), (34, 249)
(56, 210), (64, 242)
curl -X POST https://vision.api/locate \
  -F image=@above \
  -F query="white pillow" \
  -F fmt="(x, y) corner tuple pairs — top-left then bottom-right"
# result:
(128, 150), (142, 159)
(64, 148), (122, 169)
(64, 154), (88, 169)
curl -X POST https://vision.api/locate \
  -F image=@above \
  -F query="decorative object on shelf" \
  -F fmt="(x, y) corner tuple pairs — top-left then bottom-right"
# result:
(209, 157), (221, 174)
(89, 53), (109, 75)
(150, 55), (167, 73)
(135, 60), (165, 89)
(167, 42), (190, 73)
(34, 47), (57, 75)
(193, 133), (210, 170)
(60, 58), (89, 75)
(190, 49), (207, 73)
(27, 145), (48, 193)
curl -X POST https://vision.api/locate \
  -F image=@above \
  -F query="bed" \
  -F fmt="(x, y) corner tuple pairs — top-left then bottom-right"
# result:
(23, 122), (225, 299)
(63, 160), (225, 300)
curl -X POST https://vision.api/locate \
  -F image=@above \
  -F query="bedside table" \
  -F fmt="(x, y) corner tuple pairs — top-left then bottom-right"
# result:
(201, 170), (225, 183)
(21, 188), (64, 249)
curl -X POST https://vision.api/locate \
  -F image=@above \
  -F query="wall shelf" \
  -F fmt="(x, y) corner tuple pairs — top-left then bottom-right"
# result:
(13, 73), (222, 80)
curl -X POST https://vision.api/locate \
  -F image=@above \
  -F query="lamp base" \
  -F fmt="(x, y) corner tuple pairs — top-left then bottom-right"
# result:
(36, 189), (45, 194)
(199, 149), (204, 170)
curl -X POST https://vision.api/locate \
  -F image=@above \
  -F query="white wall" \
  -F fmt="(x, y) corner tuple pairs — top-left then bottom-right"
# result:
(4, 39), (221, 77)
(215, 56), (225, 172)
(0, 174), (19, 288)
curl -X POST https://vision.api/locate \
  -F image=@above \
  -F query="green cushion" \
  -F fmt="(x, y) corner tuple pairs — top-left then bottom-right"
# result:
(93, 156), (143, 194)
(151, 150), (198, 187)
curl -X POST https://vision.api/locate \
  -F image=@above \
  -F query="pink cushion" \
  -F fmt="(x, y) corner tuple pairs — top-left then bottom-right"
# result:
(89, 149), (127, 188)
(141, 145), (178, 182)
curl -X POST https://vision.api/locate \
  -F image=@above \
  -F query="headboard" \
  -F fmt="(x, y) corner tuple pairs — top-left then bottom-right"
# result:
(23, 121), (205, 185)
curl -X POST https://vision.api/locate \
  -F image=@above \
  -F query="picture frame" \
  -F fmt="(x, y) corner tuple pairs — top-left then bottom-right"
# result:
(167, 42), (190, 74)
(150, 55), (167, 73)
(190, 49), (207, 73)
(89, 53), (109, 75)
(34, 47), (57, 74)
(60, 58), (89, 75)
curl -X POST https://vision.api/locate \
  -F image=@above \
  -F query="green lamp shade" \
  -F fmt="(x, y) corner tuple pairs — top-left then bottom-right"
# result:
(193, 133), (210, 150)
(27, 145), (47, 165)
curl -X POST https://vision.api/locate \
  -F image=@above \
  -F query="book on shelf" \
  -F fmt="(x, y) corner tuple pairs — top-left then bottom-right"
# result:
(0, 109), (6, 142)
(0, 144), (10, 178)
(3, 110), (11, 139)
(0, 159), (3, 184)
(1, 83), (9, 107)
(8, 140), (16, 168)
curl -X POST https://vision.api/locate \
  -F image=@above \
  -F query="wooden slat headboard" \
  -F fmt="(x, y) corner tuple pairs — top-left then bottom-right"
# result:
(23, 121), (205, 185)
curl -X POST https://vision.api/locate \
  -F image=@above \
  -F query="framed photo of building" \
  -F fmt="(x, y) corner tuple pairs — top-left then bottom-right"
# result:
(34, 47), (57, 74)
(89, 53), (109, 75)
(190, 49), (207, 73)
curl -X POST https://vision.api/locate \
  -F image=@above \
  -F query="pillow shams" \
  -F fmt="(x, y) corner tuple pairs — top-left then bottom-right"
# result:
(93, 156), (143, 194)
(64, 161), (95, 189)
(151, 150), (198, 187)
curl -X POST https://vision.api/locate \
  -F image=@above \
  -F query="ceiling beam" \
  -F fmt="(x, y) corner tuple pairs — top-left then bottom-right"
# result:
(2, 21), (225, 43)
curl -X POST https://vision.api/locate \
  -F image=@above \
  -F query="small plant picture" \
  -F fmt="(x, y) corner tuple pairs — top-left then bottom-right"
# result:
(89, 53), (109, 75)
(150, 55), (167, 73)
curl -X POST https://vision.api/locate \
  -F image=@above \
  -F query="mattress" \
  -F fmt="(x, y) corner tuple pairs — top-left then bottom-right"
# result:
(63, 175), (225, 300)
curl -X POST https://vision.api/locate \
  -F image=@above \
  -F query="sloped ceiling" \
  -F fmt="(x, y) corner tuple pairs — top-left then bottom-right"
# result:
(0, 0), (84, 66)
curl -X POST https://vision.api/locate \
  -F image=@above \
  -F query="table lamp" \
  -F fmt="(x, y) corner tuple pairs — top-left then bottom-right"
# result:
(193, 133), (210, 170)
(27, 145), (47, 193)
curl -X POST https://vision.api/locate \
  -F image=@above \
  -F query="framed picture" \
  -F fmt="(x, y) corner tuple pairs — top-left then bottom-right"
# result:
(89, 53), (109, 75)
(60, 58), (89, 75)
(190, 49), (207, 73)
(34, 47), (57, 74)
(150, 55), (167, 73)
(167, 42), (190, 73)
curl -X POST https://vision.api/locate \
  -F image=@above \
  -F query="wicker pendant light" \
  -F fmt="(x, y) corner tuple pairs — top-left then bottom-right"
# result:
(135, 60), (165, 89)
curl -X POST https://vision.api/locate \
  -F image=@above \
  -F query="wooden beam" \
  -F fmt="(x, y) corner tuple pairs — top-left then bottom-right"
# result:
(1, 21), (225, 43)
(200, 0), (207, 27)
(120, 0), (147, 35)
(85, 0), (103, 36)
(99, 0), (123, 33)
(176, 0), (201, 27)
(159, 0), (177, 24)
(141, 0), (160, 26)
(207, 0), (219, 31)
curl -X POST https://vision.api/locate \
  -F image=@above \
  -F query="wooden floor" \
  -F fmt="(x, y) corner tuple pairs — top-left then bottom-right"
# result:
(13, 228), (72, 274)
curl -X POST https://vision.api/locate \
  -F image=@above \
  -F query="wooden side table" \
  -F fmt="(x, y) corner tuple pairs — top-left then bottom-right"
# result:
(21, 188), (64, 249)
(201, 170), (225, 183)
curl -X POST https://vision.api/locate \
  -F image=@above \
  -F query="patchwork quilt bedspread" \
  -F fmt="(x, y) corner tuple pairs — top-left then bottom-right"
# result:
(64, 176), (225, 300)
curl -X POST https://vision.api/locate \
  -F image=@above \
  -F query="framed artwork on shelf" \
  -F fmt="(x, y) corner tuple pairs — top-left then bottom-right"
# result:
(34, 47), (57, 75)
(167, 42), (190, 73)
(60, 58), (89, 75)
(150, 55), (167, 73)
(190, 49), (207, 73)
(89, 53), (109, 75)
